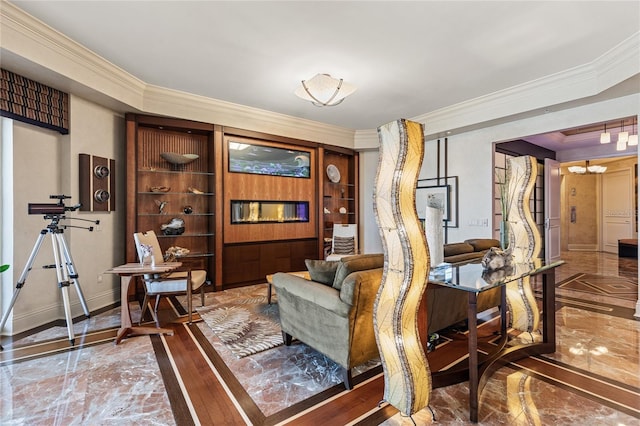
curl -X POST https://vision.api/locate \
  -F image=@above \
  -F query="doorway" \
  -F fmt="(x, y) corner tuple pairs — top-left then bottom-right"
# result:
(493, 115), (638, 257)
(562, 156), (637, 253)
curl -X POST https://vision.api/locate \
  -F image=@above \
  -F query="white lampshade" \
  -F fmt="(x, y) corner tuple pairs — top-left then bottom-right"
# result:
(628, 134), (638, 146)
(294, 74), (357, 106)
(587, 165), (607, 173)
(600, 132), (611, 144)
(616, 139), (627, 151)
(568, 166), (586, 174)
(618, 131), (629, 143)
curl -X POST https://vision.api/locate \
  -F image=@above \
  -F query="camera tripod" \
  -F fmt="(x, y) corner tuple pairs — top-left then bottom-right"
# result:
(0, 214), (92, 350)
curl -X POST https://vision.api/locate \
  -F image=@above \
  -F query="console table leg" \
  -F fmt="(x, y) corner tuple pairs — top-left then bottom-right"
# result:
(468, 292), (479, 423)
(543, 269), (557, 348)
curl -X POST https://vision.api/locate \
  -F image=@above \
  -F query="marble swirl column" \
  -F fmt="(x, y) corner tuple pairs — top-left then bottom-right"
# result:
(505, 155), (542, 337)
(373, 119), (431, 416)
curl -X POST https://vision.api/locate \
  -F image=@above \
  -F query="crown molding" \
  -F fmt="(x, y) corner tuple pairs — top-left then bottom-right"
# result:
(0, 1), (355, 147)
(411, 32), (640, 139)
(143, 85), (354, 146)
(2, 1), (637, 151)
(0, 0), (146, 108)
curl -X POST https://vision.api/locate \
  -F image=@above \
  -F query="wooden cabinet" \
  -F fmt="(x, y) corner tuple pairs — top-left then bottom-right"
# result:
(125, 114), (216, 281)
(319, 147), (359, 257)
(124, 117), (359, 289)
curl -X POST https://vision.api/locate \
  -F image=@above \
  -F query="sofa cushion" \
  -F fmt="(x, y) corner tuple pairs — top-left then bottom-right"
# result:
(465, 238), (500, 252)
(445, 252), (485, 264)
(305, 259), (340, 286)
(333, 236), (356, 254)
(443, 242), (474, 257)
(332, 253), (384, 291)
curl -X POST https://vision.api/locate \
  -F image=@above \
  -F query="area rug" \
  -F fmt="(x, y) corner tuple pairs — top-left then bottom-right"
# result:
(196, 295), (283, 358)
(557, 273), (638, 301)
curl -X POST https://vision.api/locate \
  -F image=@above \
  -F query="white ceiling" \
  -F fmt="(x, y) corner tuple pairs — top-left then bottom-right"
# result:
(8, 1), (640, 133)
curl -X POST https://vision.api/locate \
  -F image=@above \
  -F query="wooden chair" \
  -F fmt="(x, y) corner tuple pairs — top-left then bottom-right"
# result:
(326, 224), (358, 261)
(133, 231), (207, 324)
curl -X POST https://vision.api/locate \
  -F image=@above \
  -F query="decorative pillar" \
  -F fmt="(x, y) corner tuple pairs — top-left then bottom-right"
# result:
(505, 155), (542, 337)
(373, 119), (431, 416)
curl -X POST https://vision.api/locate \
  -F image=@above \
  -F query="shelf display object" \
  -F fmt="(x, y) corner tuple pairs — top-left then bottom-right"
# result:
(126, 115), (215, 277)
(321, 148), (358, 257)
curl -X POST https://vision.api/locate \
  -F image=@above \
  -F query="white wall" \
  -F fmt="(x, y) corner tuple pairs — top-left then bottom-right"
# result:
(2, 96), (124, 334)
(67, 96), (126, 314)
(357, 93), (640, 249)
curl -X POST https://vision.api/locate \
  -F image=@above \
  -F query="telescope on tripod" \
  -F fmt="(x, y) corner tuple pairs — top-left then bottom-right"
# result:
(0, 195), (100, 350)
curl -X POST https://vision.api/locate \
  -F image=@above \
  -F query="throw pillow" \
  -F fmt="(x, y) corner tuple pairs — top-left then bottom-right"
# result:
(333, 236), (355, 255)
(332, 253), (384, 291)
(305, 259), (340, 286)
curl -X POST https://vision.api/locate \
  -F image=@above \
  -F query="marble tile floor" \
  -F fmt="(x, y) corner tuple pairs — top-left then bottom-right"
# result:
(0, 251), (638, 425)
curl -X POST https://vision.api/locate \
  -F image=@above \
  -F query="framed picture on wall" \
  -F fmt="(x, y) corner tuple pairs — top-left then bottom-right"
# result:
(416, 176), (459, 227)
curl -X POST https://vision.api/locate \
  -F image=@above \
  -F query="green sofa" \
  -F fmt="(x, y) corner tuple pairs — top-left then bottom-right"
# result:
(272, 244), (502, 389)
(271, 253), (384, 390)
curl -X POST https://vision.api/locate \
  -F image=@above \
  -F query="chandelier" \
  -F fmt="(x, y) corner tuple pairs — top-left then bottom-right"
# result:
(294, 74), (357, 107)
(567, 160), (607, 174)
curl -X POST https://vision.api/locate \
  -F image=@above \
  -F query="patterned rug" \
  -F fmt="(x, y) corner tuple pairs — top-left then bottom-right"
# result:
(557, 273), (638, 301)
(196, 295), (284, 358)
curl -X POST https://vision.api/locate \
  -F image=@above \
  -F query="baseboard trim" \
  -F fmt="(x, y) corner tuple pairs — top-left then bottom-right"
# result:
(568, 244), (598, 251)
(7, 290), (118, 335)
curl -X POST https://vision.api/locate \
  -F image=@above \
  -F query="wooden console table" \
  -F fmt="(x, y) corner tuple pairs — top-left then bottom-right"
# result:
(428, 259), (564, 422)
(106, 262), (181, 345)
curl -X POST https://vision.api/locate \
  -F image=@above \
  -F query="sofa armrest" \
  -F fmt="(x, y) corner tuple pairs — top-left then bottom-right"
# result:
(271, 272), (350, 317)
(339, 268), (383, 307)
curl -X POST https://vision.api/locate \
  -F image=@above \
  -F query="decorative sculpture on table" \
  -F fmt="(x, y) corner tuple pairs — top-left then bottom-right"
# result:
(373, 119), (432, 418)
(504, 155), (542, 342)
(161, 217), (185, 235)
(424, 203), (444, 267)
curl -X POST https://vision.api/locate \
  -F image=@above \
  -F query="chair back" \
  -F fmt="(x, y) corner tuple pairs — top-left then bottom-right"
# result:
(133, 230), (164, 264)
(332, 224), (358, 255)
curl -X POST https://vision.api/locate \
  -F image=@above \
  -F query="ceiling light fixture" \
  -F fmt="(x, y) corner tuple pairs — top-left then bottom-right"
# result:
(568, 160), (606, 174)
(567, 165), (586, 174)
(628, 116), (638, 146)
(599, 122), (610, 144)
(618, 120), (629, 142)
(294, 73), (357, 107)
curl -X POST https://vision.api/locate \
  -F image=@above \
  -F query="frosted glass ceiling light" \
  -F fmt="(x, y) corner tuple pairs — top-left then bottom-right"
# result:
(587, 165), (607, 173)
(618, 120), (628, 144)
(600, 123), (610, 144)
(569, 161), (606, 174)
(294, 73), (357, 107)
(628, 117), (638, 146)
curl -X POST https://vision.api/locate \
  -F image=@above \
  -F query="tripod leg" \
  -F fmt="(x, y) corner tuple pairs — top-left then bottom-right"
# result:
(58, 233), (90, 318)
(52, 233), (75, 346)
(0, 231), (47, 351)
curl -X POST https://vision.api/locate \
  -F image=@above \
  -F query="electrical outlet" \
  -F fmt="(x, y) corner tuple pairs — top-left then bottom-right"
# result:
(94, 224), (102, 232)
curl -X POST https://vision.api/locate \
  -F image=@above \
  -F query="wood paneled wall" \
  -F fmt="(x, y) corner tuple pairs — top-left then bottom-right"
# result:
(222, 134), (317, 244)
